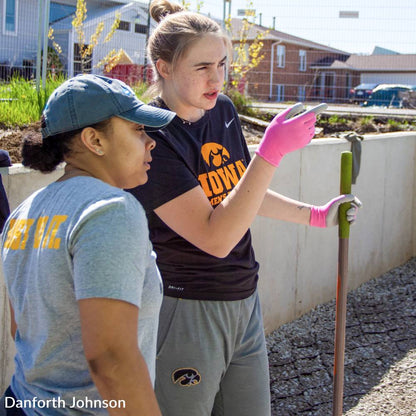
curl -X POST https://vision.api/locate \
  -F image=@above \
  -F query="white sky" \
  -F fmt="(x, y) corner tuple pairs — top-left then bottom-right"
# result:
(193, 0), (416, 54)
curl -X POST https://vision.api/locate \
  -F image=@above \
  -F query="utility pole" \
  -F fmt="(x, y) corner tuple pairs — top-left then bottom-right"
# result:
(41, 0), (51, 88)
(143, 0), (151, 83)
(36, 0), (43, 92)
(223, 0), (231, 28)
(222, 0), (231, 89)
(36, 0), (51, 93)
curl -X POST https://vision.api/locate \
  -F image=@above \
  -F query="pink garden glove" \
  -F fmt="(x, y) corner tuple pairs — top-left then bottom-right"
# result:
(255, 105), (317, 167)
(310, 194), (362, 228)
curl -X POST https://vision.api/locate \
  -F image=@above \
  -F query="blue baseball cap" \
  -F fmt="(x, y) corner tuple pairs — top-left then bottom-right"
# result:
(41, 74), (175, 138)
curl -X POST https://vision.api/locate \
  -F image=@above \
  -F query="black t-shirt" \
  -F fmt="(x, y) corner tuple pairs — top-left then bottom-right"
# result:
(0, 150), (11, 233)
(128, 94), (259, 301)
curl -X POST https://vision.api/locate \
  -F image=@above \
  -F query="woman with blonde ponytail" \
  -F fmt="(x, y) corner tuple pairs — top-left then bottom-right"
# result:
(128, 1), (361, 415)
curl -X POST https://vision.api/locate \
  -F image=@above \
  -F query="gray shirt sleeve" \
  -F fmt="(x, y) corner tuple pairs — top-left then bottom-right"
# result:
(69, 194), (150, 307)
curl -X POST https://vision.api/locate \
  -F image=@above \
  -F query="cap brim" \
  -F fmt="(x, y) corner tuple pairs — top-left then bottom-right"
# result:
(118, 103), (175, 128)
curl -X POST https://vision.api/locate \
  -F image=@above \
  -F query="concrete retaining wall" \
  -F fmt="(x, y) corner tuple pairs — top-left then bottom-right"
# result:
(251, 133), (416, 333)
(0, 132), (415, 391)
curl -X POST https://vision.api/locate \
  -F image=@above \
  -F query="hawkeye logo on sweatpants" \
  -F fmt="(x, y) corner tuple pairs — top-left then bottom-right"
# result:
(198, 143), (246, 206)
(172, 368), (201, 386)
(4, 215), (68, 250)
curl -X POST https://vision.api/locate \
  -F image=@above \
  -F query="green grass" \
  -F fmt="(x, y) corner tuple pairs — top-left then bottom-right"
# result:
(386, 119), (403, 131)
(328, 114), (348, 125)
(0, 76), (149, 128)
(358, 115), (374, 126)
(0, 75), (66, 127)
(131, 81), (149, 102)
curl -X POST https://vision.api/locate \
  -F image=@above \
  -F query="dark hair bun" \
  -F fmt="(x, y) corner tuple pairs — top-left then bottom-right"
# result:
(150, 0), (184, 23)
(21, 132), (73, 173)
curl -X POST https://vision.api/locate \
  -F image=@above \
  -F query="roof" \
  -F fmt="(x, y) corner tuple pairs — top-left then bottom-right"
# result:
(344, 54), (416, 72)
(51, 1), (148, 31)
(312, 59), (351, 70)
(372, 46), (400, 55)
(114, 49), (134, 64)
(228, 18), (349, 55)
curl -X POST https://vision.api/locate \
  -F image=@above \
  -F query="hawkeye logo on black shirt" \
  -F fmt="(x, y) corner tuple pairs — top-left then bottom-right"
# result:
(198, 143), (246, 206)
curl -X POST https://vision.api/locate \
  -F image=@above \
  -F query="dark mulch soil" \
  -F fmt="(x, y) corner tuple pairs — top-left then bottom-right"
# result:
(0, 115), (414, 164)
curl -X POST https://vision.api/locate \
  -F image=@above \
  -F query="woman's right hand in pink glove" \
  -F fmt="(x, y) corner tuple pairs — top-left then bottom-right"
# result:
(255, 104), (317, 167)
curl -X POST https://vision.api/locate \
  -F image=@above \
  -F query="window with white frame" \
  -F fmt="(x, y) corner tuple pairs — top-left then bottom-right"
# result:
(276, 45), (285, 68)
(4, 0), (18, 34)
(299, 50), (307, 71)
(276, 84), (285, 102)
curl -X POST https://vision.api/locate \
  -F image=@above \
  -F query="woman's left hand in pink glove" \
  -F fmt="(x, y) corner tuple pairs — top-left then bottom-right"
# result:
(255, 104), (317, 167)
(309, 194), (362, 228)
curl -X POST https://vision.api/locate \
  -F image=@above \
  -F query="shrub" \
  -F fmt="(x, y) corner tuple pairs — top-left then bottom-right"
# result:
(224, 88), (257, 117)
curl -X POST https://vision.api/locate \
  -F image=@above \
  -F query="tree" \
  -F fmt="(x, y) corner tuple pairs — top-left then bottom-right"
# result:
(46, 29), (64, 77)
(225, 2), (268, 94)
(49, 0), (123, 74)
(72, 0), (122, 73)
(180, 0), (204, 12)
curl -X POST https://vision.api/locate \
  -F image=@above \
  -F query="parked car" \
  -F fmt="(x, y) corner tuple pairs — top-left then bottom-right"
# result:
(349, 83), (379, 104)
(362, 84), (413, 108)
(401, 86), (416, 109)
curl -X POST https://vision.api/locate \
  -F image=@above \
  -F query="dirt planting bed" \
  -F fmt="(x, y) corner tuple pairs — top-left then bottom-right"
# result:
(1, 114), (415, 164)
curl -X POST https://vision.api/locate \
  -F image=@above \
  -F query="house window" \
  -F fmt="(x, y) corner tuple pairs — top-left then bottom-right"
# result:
(73, 43), (92, 75)
(276, 45), (285, 68)
(118, 20), (130, 31)
(299, 50), (307, 71)
(276, 84), (285, 102)
(4, 0), (18, 34)
(134, 23), (147, 34)
(298, 85), (306, 101)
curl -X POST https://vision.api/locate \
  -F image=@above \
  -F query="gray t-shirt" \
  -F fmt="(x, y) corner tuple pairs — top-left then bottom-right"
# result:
(1, 176), (162, 415)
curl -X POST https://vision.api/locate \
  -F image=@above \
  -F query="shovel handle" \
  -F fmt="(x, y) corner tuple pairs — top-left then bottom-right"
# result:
(339, 152), (352, 239)
(333, 151), (353, 416)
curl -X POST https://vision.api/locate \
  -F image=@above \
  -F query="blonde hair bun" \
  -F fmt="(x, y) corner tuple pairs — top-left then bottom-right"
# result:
(150, 0), (184, 23)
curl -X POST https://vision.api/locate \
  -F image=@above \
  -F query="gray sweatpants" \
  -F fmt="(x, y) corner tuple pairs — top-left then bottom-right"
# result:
(155, 291), (271, 416)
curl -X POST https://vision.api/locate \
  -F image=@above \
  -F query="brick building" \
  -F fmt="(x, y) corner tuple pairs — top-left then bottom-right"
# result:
(229, 18), (352, 103)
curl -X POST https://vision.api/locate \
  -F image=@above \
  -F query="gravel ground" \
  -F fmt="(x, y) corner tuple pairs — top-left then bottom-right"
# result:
(267, 257), (416, 415)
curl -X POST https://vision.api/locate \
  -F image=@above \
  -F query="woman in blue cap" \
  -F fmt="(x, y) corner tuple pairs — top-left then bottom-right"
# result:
(0, 74), (174, 416)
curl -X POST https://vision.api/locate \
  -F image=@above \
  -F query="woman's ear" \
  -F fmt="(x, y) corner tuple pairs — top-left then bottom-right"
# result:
(156, 59), (172, 80)
(80, 127), (105, 156)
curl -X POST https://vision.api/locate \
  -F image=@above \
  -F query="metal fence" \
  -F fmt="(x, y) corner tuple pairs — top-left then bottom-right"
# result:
(1, 0), (415, 105)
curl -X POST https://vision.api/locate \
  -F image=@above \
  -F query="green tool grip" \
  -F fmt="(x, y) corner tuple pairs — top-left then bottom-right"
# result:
(339, 151), (352, 239)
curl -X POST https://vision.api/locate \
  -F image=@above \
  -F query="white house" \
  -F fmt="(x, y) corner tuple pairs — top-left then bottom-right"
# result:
(0, 0), (151, 78)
